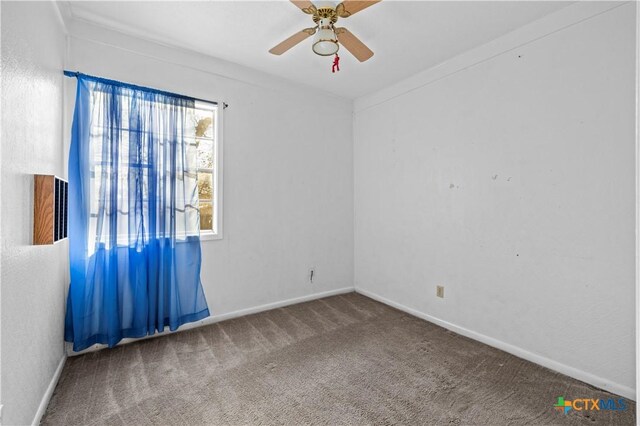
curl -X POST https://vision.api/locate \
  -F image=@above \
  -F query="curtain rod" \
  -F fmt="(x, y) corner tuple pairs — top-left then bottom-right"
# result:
(63, 71), (228, 109)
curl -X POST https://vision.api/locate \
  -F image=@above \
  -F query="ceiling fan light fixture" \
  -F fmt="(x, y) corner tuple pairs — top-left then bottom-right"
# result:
(312, 27), (339, 56)
(269, 1), (379, 62)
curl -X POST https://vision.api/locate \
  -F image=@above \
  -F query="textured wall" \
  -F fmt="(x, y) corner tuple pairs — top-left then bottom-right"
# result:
(1, 2), (67, 424)
(354, 3), (636, 395)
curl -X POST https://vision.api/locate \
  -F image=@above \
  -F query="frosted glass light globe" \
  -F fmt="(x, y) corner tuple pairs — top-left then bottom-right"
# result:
(312, 28), (339, 56)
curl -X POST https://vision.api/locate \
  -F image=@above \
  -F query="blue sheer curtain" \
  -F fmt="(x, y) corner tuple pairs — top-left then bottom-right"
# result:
(65, 73), (210, 352)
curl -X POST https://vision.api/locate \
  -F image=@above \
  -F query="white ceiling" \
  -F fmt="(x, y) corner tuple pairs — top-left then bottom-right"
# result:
(63, 1), (573, 99)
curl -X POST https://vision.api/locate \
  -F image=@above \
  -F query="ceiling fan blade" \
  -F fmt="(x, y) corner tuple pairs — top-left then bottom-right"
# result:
(290, 0), (317, 15)
(336, 0), (381, 18)
(335, 28), (374, 62)
(269, 28), (316, 55)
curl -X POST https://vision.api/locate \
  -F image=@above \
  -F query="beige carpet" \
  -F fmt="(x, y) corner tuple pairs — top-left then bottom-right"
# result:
(42, 292), (635, 425)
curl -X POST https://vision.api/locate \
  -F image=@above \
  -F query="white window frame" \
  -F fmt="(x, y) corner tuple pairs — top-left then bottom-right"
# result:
(198, 100), (223, 241)
(85, 94), (224, 246)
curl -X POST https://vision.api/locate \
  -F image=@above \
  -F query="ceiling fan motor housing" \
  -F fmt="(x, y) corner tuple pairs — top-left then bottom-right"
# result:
(312, 7), (339, 24)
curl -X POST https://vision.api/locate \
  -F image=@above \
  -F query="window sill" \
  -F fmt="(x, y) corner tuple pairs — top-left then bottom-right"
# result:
(200, 232), (223, 241)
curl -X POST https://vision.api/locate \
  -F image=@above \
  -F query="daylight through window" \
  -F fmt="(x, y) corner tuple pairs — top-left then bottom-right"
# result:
(194, 100), (220, 236)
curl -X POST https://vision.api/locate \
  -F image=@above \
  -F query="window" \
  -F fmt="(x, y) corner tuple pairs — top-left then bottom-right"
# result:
(194, 100), (223, 240)
(87, 92), (223, 247)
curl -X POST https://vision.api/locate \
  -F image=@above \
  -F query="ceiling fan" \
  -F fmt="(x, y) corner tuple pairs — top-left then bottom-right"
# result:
(269, 0), (380, 62)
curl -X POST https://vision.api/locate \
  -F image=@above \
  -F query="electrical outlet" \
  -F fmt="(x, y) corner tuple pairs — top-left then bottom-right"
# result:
(308, 267), (316, 284)
(436, 285), (444, 298)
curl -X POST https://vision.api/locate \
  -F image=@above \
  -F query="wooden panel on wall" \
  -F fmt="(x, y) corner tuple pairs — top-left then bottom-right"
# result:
(34, 175), (54, 245)
(34, 174), (68, 245)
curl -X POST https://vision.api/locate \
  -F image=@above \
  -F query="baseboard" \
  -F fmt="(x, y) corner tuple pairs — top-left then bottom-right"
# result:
(31, 354), (67, 426)
(201, 286), (355, 324)
(354, 287), (636, 401)
(69, 286), (355, 356)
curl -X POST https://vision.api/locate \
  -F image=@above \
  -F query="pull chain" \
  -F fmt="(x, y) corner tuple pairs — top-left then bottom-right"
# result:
(332, 53), (340, 73)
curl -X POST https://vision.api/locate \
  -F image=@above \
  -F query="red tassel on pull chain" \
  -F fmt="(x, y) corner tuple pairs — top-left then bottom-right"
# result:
(332, 53), (340, 73)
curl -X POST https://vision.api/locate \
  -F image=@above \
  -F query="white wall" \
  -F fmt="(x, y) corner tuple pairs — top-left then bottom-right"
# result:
(64, 19), (354, 336)
(1, 2), (68, 425)
(354, 2), (636, 398)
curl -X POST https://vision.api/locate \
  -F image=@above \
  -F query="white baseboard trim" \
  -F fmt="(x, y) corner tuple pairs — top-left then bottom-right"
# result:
(355, 287), (636, 401)
(32, 354), (67, 426)
(200, 287), (355, 324)
(69, 286), (355, 356)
